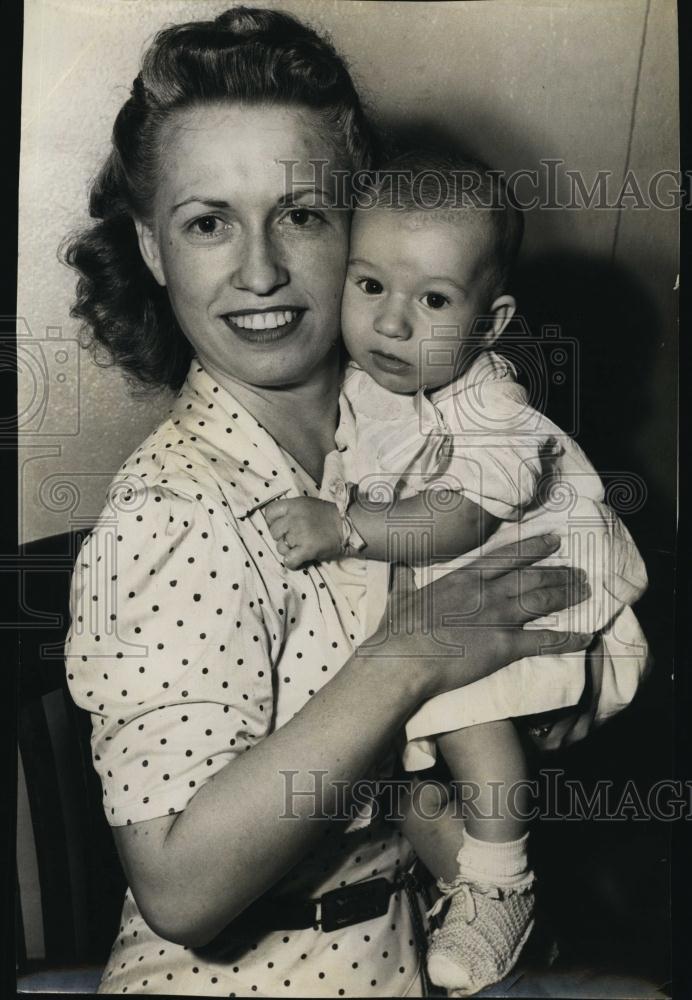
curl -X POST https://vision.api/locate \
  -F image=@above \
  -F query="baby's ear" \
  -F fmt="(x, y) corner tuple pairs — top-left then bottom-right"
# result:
(484, 295), (516, 346)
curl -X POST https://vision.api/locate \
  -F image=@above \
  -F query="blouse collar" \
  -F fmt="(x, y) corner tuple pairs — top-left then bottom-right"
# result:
(169, 359), (317, 520)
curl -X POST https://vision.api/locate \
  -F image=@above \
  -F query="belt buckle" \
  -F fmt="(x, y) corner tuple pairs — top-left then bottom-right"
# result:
(320, 878), (391, 932)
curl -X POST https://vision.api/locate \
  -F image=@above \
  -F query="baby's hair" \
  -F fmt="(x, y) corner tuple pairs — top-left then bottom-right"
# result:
(61, 5), (374, 392)
(369, 150), (524, 298)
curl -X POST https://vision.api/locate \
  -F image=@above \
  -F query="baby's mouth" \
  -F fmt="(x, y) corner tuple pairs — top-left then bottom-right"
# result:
(370, 349), (411, 374)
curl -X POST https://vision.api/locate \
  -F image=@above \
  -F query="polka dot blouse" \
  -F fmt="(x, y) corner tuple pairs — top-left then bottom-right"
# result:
(64, 360), (422, 996)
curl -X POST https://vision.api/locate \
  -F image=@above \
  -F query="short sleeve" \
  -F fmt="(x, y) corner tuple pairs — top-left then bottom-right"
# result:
(64, 484), (276, 826)
(441, 440), (544, 519)
(436, 379), (551, 519)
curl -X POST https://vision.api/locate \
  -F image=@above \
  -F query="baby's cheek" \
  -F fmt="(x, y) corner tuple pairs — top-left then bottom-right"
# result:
(340, 287), (367, 355)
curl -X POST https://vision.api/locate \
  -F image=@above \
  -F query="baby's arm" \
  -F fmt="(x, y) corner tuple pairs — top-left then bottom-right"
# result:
(265, 490), (498, 570)
(348, 488), (499, 563)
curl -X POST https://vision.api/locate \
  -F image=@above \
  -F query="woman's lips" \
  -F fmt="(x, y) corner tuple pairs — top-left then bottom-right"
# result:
(223, 308), (306, 343)
(369, 349), (411, 374)
(229, 309), (299, 331)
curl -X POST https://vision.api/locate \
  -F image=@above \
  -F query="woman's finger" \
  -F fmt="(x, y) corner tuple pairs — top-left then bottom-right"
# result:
(510, 577), (591, 623)
(470, 533), (562, 578)
(507, 565), (587, 598)
(388, 563), (416, 601)
(380, 564), (418, 632)
(510, 628), (593, 661)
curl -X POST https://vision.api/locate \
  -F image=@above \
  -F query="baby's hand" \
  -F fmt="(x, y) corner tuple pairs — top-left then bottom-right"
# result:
(265, 497), (343, 569)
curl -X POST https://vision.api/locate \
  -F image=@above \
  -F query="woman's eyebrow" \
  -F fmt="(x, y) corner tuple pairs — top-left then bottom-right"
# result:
(278, 187), (330, 206)
(170, 196), (230, 216)
(170, 189), (331, 215)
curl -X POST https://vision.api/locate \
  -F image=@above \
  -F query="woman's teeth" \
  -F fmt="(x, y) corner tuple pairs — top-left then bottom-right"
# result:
(230, 310), (298, 331)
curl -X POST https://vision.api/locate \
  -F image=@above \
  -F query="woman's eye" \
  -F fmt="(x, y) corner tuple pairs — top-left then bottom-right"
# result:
(187, 215), (229, 240)
(422, 292), (450, 310)
(283, 208), (323, 227)
(356, 278), (384, 295)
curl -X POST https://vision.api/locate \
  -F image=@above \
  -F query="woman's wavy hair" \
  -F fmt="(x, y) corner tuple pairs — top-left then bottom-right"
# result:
(62, 6), (374, 392)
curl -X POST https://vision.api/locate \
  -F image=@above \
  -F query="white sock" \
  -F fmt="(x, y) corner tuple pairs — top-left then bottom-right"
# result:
(456, 831), (531, 890)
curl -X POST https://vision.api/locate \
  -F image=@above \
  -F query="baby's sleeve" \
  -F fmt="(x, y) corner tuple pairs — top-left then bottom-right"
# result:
(434, 377), (551, 520)
(442, 438), (546, 520)
(64, 483), (276, 827)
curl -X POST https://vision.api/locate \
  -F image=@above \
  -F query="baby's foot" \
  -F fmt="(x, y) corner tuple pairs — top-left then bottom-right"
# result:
(426, 874), (535, 996)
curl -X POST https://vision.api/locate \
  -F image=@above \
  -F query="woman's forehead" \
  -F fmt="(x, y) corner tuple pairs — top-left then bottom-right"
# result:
(155, 102), (342, 207)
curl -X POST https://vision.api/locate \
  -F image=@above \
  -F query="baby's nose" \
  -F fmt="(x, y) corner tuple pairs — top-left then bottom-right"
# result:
(374, 301), (413, 340)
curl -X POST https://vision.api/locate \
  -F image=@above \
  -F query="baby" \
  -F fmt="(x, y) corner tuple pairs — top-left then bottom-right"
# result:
(265, 152), (649, 995)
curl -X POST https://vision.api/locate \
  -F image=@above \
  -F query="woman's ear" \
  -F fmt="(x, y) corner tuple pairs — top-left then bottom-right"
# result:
(484, 295), (516, 346)
(133, 219), (166, 287)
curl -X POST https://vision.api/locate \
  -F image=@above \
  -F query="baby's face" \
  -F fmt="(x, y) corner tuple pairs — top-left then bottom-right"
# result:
(341, 209), (494, 394)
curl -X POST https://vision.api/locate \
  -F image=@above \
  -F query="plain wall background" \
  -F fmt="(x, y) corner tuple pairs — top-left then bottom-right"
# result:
(17, 0), (678, 546)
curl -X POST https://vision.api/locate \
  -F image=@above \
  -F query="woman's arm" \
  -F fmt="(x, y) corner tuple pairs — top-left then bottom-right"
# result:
(112, 534), (591, 947)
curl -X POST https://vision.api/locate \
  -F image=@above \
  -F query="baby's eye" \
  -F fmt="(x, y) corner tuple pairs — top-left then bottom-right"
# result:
(422, 292), (450, 310)
(187, 215), (230, 240)
(356, 278), (384, 295)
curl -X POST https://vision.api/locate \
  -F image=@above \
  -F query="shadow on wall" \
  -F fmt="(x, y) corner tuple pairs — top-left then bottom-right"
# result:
(515, 251), (669, 548)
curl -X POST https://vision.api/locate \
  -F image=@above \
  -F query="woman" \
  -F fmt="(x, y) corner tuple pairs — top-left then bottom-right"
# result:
(63, 7), (591, 996)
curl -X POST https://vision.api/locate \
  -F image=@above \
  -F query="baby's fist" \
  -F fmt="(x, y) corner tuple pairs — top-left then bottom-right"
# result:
(265, 497), (343, 569)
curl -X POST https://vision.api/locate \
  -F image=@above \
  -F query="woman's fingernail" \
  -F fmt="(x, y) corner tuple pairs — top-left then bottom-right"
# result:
(543, 533), (560, 545)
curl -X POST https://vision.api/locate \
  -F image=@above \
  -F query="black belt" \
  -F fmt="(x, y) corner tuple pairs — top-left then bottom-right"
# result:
(242, 875), (397, 933)
(199, 867), (434, 996)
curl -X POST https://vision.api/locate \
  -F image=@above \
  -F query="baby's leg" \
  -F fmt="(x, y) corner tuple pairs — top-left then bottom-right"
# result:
(399, 720), (530, 881)
(438, 719), (530, 843)
(399, 775), (463, 883)
(420, 722), (536, 994)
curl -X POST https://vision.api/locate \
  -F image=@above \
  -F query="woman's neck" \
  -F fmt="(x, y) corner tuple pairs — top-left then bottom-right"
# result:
(202, 353), (342, 485)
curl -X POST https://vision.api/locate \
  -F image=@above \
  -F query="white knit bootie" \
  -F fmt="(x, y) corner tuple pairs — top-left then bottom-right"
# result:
(426, 834), (535, 996)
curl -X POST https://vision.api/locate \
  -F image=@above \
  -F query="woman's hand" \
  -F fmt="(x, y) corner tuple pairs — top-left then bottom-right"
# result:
(362, 532), (593, 701)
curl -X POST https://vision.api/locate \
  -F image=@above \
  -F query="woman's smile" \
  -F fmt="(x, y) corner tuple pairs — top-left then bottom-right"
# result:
(223, 306), (307, 343)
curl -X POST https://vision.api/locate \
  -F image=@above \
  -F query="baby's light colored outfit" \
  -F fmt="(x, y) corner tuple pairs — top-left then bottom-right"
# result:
(321, 352), (649, 770)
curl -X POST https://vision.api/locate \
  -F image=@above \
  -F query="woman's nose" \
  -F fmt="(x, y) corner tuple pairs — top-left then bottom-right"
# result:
(232, 230), (289, 296)
(374, 299), (413, 340)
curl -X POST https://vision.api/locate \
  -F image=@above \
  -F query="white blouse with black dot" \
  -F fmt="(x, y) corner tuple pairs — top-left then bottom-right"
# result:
(65, 360), (422, 997)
